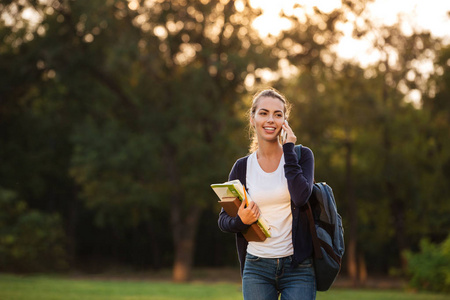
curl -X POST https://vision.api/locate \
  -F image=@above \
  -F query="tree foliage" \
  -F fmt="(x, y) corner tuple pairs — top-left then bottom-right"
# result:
(0, 188), (68, 272)
(1, 0), (449, 284)
(405, 235), (450, 293)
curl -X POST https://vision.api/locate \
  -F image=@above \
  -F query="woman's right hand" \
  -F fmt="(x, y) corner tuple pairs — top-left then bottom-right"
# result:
(238, 199), (260, 225)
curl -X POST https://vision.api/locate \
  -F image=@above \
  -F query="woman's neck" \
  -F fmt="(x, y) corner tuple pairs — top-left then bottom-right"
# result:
(256, 140), (283, 159)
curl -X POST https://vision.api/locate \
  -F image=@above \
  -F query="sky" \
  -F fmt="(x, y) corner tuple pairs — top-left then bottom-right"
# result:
(250, 0), (450, 65)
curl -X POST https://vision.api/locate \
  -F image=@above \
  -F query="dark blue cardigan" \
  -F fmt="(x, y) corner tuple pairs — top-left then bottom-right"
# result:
(218, 142), (315, 276)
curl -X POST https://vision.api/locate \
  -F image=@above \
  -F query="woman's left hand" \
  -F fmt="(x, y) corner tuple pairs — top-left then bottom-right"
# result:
(282, 120), (297, 144)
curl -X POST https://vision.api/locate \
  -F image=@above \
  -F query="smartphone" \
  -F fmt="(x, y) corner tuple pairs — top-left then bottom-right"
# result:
(280, 120), (287, 143)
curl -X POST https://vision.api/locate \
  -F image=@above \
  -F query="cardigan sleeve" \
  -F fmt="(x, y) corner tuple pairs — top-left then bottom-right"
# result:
(217, 158), (251, 233)
(283, 142), (314, 207)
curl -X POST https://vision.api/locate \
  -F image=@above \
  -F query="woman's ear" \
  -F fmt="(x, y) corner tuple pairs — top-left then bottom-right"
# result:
(250, 116), (255, 128)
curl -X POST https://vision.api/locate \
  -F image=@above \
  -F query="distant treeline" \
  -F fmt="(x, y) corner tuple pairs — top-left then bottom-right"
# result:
(1, 0), (449, 284)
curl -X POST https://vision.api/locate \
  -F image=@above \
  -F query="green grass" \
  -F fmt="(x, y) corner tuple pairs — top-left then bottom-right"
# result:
(0, 273), (448, 300)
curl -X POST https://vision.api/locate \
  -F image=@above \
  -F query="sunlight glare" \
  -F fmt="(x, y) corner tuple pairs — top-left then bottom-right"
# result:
(250, 0), (342, 37)
(405, 89), (422, 109)
(252, 14), (291, 37)
(365, 0), (450, 40)
(251, 0), (450, 66)
(235, 0), (245, 13)
(128, 0), (139, 11)
(22, 7), (42, 27)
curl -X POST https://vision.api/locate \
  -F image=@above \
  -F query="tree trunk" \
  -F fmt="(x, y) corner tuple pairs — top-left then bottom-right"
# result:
(358, 252), (368, 285)
(381, 66), (408, 271)
(147, 223), (162, 270)
(65, 187), (79, 264)
(171, 204), (202, 282)
(344, 135), (359, 286)
(165, 146), (203, 282)
(346, 239), (358, 284)
(389, 187), (408, 271)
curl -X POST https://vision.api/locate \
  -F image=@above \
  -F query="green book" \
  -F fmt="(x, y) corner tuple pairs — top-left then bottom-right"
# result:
(211, 179), (271, 238)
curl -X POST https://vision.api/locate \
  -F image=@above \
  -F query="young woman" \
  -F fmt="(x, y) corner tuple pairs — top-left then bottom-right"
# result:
(218, 89), (316, 300)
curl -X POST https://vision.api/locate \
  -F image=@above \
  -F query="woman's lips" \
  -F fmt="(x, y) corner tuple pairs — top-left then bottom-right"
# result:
(263, 126), (276, 133)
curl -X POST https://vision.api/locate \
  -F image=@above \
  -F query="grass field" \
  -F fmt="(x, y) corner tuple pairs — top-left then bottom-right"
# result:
(0, 273), (448, 300)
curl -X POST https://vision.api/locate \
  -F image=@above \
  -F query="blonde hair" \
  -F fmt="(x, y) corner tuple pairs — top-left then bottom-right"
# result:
(248, 88), (292, 153)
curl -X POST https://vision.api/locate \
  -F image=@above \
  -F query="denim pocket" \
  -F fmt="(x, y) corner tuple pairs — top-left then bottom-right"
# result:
(246, 253), (261, 262)
(298, 257), (313, 268)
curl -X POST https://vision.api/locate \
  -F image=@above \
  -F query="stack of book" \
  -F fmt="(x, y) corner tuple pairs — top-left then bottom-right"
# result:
(211, 179), (271, 242)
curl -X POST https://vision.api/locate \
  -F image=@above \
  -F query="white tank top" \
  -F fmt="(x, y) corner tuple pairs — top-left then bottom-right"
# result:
(246, 151), (293, 258)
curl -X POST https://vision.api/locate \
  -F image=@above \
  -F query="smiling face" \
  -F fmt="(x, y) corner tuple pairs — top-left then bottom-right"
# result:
(251, 96), (286, 144)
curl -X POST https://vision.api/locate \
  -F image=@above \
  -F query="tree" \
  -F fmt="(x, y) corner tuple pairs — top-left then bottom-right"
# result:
(266, 0), (376, 285)
(276, 0), (447, 284)
(356, 23), (442, 272)
(7, 0), (279, 281)
(0, 0), (82, 261)
(135, 0), (277, 282)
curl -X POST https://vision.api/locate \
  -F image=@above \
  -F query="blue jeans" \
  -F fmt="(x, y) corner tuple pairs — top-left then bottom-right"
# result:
(242, 253), (316, 300)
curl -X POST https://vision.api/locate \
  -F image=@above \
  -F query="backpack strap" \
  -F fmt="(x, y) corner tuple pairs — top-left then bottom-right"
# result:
(306, 202), (323, 259)
(294, 145), (323, 260)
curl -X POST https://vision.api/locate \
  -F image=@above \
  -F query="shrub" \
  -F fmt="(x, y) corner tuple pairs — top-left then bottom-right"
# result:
(405, 235), (450, 293)
(0, 188), (68, 272)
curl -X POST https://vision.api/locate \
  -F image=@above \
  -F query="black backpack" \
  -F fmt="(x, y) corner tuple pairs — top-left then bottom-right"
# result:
(295, 145), (345, 291)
